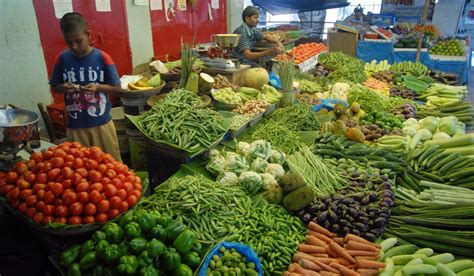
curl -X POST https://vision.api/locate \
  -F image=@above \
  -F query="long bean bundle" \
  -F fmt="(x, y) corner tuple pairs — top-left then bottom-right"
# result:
(279, 59), (296, 107)
(139, 175), (306, 274)
(287, 146), (346, 198)
(138, 89), (226, 152)
(270, 104), (321, 131)
(347, 84), (390, 114)
(318, 52), (366, 83)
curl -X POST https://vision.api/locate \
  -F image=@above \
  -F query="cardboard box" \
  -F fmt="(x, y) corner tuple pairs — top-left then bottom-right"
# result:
(328, 29), (359, 56)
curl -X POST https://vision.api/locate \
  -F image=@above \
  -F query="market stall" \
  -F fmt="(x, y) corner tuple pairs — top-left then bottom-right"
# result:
(2, 15), (474, 276)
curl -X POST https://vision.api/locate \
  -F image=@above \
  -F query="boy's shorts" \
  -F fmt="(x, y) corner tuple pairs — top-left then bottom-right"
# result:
(66, 120), (122, 162)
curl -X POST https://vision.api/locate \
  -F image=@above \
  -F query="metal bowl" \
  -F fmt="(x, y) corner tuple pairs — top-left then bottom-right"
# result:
(214, 34), (241, 48)
(0, 109), (39, 145)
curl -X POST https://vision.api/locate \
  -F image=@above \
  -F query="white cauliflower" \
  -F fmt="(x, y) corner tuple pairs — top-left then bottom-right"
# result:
(266, 163), (285, 180)
(217, 172), (239, 186)
(260, 173), (278, 191)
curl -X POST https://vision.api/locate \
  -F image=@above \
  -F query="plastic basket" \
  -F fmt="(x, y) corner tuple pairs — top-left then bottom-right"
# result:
(198, 242), (263, 276)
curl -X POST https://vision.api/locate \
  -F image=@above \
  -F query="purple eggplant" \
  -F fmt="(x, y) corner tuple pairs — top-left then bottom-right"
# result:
(331, 224), (341, 233)
(317, 211), (328, 223)
(351, 229), (361, 236)
(302, 213), (312, 223)
(362, 232), (376, 242)
(322, 220), (331, 229)
(342, 226), (351, 236)
(373, 217), (386, 227)
(328, 210), (338, 223)
(339, 219), (349, 227)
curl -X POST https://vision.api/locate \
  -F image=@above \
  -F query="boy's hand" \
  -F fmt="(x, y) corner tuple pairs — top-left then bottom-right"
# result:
(81, 83), (99, 93)
(59, 83), (79, 93)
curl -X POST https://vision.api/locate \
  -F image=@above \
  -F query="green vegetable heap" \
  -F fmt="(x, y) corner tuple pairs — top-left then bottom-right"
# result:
(139, 175), (305, 275)
(138, 89), (226, 152)
(60, 209), (201, 276)
(318, 52), (367, 83)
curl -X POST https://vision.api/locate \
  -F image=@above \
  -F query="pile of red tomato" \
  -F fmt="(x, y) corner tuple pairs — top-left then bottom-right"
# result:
(275, 43), (327, 64)
(0, 142), (142, 226)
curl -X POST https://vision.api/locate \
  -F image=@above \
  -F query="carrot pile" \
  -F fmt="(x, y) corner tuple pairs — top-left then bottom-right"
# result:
(275, 43), (327, 64)
(284, 222), (385, 276)
(363, 78), (390, 96)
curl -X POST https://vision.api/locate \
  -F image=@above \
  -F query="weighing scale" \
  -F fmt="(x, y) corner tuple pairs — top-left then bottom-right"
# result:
(0, 109), (39, 171)
(201, 34), (241, 70)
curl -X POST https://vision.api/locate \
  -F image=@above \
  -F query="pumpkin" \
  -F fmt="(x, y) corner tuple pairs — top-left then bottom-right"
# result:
(243, 68), (269, 90)
(346, 127), (366, 143)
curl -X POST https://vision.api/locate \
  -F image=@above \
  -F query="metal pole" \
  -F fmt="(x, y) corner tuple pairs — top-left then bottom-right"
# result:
(416, 0), (431, 62)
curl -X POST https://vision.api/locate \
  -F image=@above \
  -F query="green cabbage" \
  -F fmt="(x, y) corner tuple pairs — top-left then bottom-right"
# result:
(438, 116), (458, 136)
(419, 116), (439, 133)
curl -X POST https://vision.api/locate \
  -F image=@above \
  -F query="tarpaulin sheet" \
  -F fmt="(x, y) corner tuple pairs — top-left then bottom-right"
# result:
(357, 41), (394, 64)
(252, 0), (349, 15)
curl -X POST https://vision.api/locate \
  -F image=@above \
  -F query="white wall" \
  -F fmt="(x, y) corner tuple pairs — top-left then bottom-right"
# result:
(227, 0), (244, 33)
(125, 1), (154, 67)
(432, 0), (464, 37)
(0, 1), (53, 115)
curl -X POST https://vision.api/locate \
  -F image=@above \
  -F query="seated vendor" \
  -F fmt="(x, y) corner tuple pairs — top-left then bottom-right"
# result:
(344, 5), (367, 24)
(232, 6), (285, 67)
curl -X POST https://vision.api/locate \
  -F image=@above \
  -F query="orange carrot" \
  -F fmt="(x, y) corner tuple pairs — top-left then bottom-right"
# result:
(356, 269), (380, 276)
(284, 271), (303, 276)
(311, 253), (329, 258)
(333, 237), (344, 246)
(293, 252), (336, 264)
(355, 256), (379, 261)
(325, 245), (338, 258)
(346, 241), (379, 252)
(344, 234), (381, 248)
(306, 235), (327, 247)
(335, 258), (352, 266)
(312, 259), (340, 274)
(356, 260), (386, 269)
(329, 242), (356, 264)
(299, 259), (322, 271)
(291, 263), (321, 276)
(319, 272), (341, 276)
(330, 262), (360, 276)
(309, 231), (334, 244)
(308, 222), (336, 237)
(298, 244), (326, 254)
(346, 250), (379, 257)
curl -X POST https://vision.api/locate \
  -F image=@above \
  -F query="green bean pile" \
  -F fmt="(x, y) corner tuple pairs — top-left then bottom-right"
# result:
(138, 89), (226, 152)
(139, 175), (305, 275)
(249, 124), (305, 154)
(347, 84), (390, 114)
(318, 52), (367, 84)
(287, 146), (346, 198)
(269, 104), (321, 132)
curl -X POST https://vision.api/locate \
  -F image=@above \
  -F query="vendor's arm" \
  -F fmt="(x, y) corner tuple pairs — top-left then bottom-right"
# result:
(263, 33), (285, 50)
(81, 83), (122, 94)
(242, 47), (280, 60)
(51, 83), (78, 94)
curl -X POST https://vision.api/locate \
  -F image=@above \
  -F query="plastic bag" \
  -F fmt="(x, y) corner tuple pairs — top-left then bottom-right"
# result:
(312, 99), (349, 112)
(198, 241), (263, 276)
(268, 72), (282, 90)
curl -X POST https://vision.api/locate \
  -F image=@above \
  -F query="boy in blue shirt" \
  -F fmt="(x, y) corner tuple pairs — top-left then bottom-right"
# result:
(49, 12), (122, 161)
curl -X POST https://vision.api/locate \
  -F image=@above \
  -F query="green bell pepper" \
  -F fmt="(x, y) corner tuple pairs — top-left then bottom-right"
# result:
(60, 244), (81, 267)
(136, 211), (156, 233)
(92, 230), (107, 243)
(156, 215), (172, 227)
(161, 248), (181, 271)
(173, 229), (196, 254)
(124, 222), (142, 240)
(118, 211), (135, 229)
(92, 264), (113, 276)
(139, 265), (159, 276)
(148, 238), (166, 258)
(80, 240), (96, 257)
(103, 244), (122, 264)
(138, 250), (154, 268)
(174, 264), (193, 276)
(150, 225), (166, 241)
(164, 221), (186, 243)
(67, 263), (81, 276)
(103, 222), (124, 244)
(117, 255), (139, 275)
(118, 241), (129, 256)
(79, 251), (97, 271)
(182, 251), (201, 269)
(129, 237), (148, 254)
(95, 240), (110, 260)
